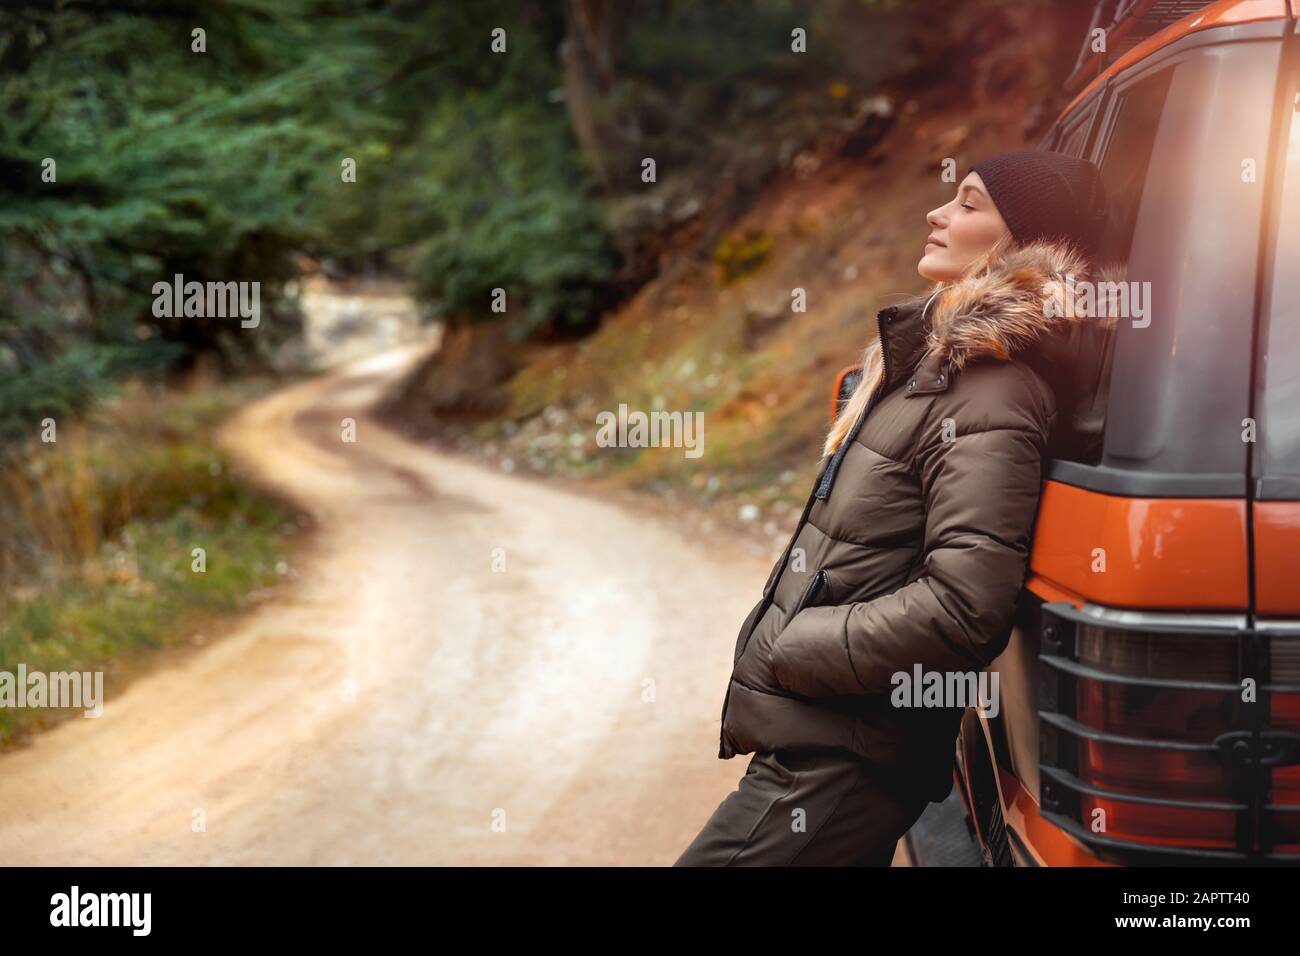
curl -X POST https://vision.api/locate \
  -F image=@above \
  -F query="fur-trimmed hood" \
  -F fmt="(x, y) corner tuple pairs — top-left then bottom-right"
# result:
(876, 238), (1126, 454)
(922, 237), (1126, 372)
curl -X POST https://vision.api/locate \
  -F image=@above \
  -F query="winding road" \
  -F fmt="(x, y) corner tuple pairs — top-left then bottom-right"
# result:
(0, 342), (773, 865)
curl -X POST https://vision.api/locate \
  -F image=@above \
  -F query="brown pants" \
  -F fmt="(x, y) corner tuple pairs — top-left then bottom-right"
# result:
(674, 749), (931, 866)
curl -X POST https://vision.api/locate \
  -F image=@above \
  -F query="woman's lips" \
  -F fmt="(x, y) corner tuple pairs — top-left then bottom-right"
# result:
(924, 240), (944, 252)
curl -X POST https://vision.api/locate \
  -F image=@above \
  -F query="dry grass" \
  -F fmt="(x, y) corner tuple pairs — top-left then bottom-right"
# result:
(0, 379), (308, 745)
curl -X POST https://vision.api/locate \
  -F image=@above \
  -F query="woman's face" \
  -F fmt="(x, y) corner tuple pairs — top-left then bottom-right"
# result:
(918, 172), (1010, 281)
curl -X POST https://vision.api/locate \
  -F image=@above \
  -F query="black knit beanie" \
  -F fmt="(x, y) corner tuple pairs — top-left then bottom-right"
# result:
(968, 149), (1109, 260)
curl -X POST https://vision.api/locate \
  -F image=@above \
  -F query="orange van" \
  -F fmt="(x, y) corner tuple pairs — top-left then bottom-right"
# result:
(832, 0), (1300, 865)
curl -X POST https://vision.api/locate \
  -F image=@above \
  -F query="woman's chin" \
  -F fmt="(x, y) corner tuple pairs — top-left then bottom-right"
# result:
(917, 253), (958, 282)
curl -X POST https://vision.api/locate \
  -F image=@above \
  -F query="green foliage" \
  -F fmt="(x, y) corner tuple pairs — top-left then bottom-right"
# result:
(0, 0), (621, 428)
(591, 0), (835, 174)
(0, 0), (930, 431)
(0, 0), (375, 442)
(0, 341), (182, 446)
(327, 5), (620, 338)
(408, 103), (619, 338)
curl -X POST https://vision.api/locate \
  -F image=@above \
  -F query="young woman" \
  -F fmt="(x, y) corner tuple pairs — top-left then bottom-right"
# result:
(675, 149), (1120, 866)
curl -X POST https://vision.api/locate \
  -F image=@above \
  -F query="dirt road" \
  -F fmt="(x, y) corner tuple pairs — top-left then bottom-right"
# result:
(0, 343), (771, 865)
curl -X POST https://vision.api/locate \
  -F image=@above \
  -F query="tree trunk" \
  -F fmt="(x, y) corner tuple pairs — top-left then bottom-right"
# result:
(559, 0), (626, 192)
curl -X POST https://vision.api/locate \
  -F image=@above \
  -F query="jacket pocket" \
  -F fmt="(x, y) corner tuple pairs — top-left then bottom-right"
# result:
(790, 568), (829, 619)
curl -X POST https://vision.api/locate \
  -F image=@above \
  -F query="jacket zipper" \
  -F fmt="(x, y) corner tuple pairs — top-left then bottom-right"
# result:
(721, 310), (886, 753)
(720, 294), (936, 756)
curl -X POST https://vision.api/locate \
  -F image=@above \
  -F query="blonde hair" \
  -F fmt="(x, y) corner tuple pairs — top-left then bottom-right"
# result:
(820, 230), (1016, 458)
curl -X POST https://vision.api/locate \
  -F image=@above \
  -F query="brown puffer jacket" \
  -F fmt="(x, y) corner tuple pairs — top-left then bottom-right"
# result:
(718, 238), (1121, 804)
